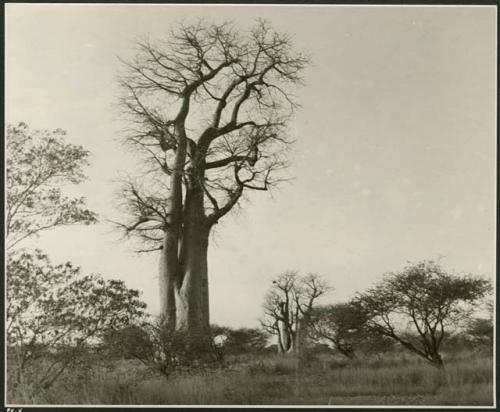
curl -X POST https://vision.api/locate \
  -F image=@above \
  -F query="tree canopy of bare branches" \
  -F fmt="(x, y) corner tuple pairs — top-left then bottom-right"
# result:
(261, 271), (330, 354)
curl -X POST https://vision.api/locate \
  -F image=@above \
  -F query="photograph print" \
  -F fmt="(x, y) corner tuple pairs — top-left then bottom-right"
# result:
(4, 3), (496, 407)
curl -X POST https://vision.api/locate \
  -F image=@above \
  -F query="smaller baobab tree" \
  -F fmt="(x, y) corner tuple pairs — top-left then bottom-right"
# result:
(261, 271), (330, 355)
(354, 260), (492, 368)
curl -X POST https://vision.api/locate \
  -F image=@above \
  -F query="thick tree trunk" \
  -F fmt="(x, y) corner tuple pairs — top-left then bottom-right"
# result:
(158, 231), (211, 349)
(277, 328), (285, 354)
(277, 320), (294, 353)
(159, 234), (178, 329)
(157, 113), (213, 350)
(295, 316), (309, 355)
(158, 175), (212, 352)
(178, 175), (210, 341)
(177, 224), (210, 344)
(295, 315), (311, 372)
(159, 123), (187, 329)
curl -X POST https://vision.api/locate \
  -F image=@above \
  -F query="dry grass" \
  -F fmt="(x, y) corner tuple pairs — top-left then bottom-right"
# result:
(8, 351), (494, 406)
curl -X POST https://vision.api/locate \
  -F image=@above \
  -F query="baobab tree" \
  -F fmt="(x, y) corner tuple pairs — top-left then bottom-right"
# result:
(116, 20), (309, 347)
(261, 271), (330, 354)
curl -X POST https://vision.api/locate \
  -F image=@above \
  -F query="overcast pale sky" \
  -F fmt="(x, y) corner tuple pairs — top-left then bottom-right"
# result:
(5, 4), (496, 328)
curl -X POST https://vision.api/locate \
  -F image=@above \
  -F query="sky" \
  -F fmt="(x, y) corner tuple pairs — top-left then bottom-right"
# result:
(5, 4), (496, 328)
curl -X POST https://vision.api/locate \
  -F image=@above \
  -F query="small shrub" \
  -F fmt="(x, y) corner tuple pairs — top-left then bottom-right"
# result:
(106, 317), (225, 380)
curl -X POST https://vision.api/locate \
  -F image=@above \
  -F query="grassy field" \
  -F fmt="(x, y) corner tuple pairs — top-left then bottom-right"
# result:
(9, 351), (494, 406)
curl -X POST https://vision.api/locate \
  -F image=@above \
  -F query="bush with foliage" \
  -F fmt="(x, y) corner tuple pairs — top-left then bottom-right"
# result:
(6, 122), (97, 250)
(103, 317), (225, 379)
(6, 249), (147, 396)
(211, 325), (269, 355)
(308, 302), (368, 359)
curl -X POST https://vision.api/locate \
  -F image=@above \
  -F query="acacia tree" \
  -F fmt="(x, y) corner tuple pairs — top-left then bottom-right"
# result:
(6, 122), (97, 249)
(261, 271), (330, 354)
(116, 20), (309, 345)
(308, 303), (368, 359)
(354, 261), (492, 368)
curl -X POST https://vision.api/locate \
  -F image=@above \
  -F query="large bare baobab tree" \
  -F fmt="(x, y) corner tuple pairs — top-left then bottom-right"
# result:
(116, 20), (309, 348)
